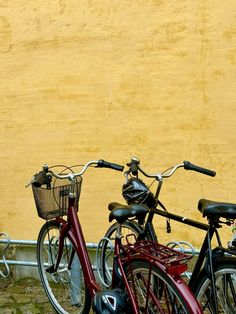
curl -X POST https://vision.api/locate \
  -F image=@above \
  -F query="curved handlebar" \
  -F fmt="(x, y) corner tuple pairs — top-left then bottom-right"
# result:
(31, 159), (124, 187)
(126, 158), (216, 180)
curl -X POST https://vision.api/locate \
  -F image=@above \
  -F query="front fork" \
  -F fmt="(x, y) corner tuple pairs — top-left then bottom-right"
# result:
(51, 208), (100, 297)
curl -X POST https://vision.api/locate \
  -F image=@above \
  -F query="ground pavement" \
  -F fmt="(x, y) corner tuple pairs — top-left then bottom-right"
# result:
(0, 277), (56, 313)
(0, 276), (96, 314)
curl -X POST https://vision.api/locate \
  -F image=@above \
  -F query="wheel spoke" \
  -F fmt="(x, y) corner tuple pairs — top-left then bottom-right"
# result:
(196, 264), (236, 314)
(127, 260), (189, 314)
(37, 221), (91, 314)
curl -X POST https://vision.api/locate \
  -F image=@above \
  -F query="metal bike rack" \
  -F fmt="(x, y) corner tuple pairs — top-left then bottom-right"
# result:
(0, 232), (99, 278)
(0, 232), (199, 279)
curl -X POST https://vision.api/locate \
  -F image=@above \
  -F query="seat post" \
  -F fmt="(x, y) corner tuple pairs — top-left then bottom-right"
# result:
(207, 216), (222, 246)
(115, 223), (123, 239)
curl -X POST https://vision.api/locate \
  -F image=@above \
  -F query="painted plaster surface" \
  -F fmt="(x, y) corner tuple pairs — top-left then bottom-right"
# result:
(0, 1), (236, 247)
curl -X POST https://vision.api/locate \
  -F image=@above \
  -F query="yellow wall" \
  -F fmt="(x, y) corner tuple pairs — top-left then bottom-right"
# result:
(0, 1), (236, 248)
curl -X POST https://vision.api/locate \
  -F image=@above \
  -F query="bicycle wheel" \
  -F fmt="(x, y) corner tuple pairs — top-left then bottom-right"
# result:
(37, 220), (91, 314)
(126, 260), (195, 313)
(99, 220), (143, 287)
(194, 261), (236, 313)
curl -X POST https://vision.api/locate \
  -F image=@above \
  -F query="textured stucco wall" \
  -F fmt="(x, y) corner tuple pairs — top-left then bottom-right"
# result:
(0, 1), (236, 247)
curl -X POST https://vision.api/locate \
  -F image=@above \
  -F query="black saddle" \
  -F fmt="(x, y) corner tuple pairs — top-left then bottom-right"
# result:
(198, 199), (236, 219)
(108, 202), (149, 224)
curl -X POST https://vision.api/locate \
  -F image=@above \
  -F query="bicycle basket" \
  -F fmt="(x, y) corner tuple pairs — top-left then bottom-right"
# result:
(32, 177), (82, 220)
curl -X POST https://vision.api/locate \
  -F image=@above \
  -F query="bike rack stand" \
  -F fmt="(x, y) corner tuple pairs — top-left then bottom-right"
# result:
(0, 232), (98, 278)
(0, 232), (199, 279)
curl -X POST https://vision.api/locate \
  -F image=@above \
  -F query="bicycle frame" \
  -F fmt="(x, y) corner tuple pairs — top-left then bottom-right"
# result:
(53, 196), (142, 313)
(143, 163), (231, 268)
(121, 158), (236, 313)
(52, 196), (203, 314)
(141, 205), (236, 313)
(145, 206), (236, 276)
(54, 197), (99, 296)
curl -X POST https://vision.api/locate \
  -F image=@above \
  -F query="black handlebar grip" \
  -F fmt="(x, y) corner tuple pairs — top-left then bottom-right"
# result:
(184, 161), (216, 177)
(32, 171), (48, 187)
(97, 159), (124, 172)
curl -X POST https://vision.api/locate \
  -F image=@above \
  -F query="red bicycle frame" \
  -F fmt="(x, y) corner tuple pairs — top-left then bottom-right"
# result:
(53, 197), (142, 313)
(53, 197), (202, 313)
(114, 238), (203, 314)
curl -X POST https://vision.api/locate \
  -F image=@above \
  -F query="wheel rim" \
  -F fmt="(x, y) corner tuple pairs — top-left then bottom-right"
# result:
(130, 263), (188, 313)
(99, 222), (140, 287)
(197, 268), (236, 313)
(38, 224), (87, 314)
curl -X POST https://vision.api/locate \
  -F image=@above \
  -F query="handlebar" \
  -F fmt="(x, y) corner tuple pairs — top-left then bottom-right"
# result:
(31, 159), (124, 187)
(126, 158), (216, 180)
(97, 159), (124, 172)
(183, 161), (216, 177)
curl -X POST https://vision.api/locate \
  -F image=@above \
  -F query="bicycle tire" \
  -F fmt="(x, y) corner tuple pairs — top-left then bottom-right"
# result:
(126, 260), (200, 314)
(99, 220), (143, 287)
(194, 260), (236, 314)
(37, 220), (91, 314)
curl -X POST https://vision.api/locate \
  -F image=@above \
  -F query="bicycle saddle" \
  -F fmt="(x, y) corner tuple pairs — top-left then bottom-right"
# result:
(198, 199), (236, 219)
(108, 202), (149, 224)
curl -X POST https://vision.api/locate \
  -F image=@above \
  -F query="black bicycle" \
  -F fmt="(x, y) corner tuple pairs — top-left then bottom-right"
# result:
(98, 157), (236, 314)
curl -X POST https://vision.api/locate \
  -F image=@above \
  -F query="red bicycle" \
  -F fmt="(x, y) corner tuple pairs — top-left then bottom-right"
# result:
(29, 159), (203, 314)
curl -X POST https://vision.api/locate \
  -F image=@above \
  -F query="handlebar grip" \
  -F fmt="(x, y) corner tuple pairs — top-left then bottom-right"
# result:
(183, 161), (216, 177)
(32, 171), (48, 187)
(97, 159), (124, 172)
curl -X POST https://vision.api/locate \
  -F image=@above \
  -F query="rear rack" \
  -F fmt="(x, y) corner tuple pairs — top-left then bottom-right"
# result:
(124, 240), (192, 267)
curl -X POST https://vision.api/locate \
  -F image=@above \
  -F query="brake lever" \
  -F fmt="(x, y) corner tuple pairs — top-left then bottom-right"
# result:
(124, 170), (131, 184)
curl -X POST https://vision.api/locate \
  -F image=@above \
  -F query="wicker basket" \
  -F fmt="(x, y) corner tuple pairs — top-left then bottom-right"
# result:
(32, 177), (82, 220)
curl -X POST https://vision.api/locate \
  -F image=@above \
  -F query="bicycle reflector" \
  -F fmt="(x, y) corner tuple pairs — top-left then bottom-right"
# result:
(166, 263), (188, 276)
